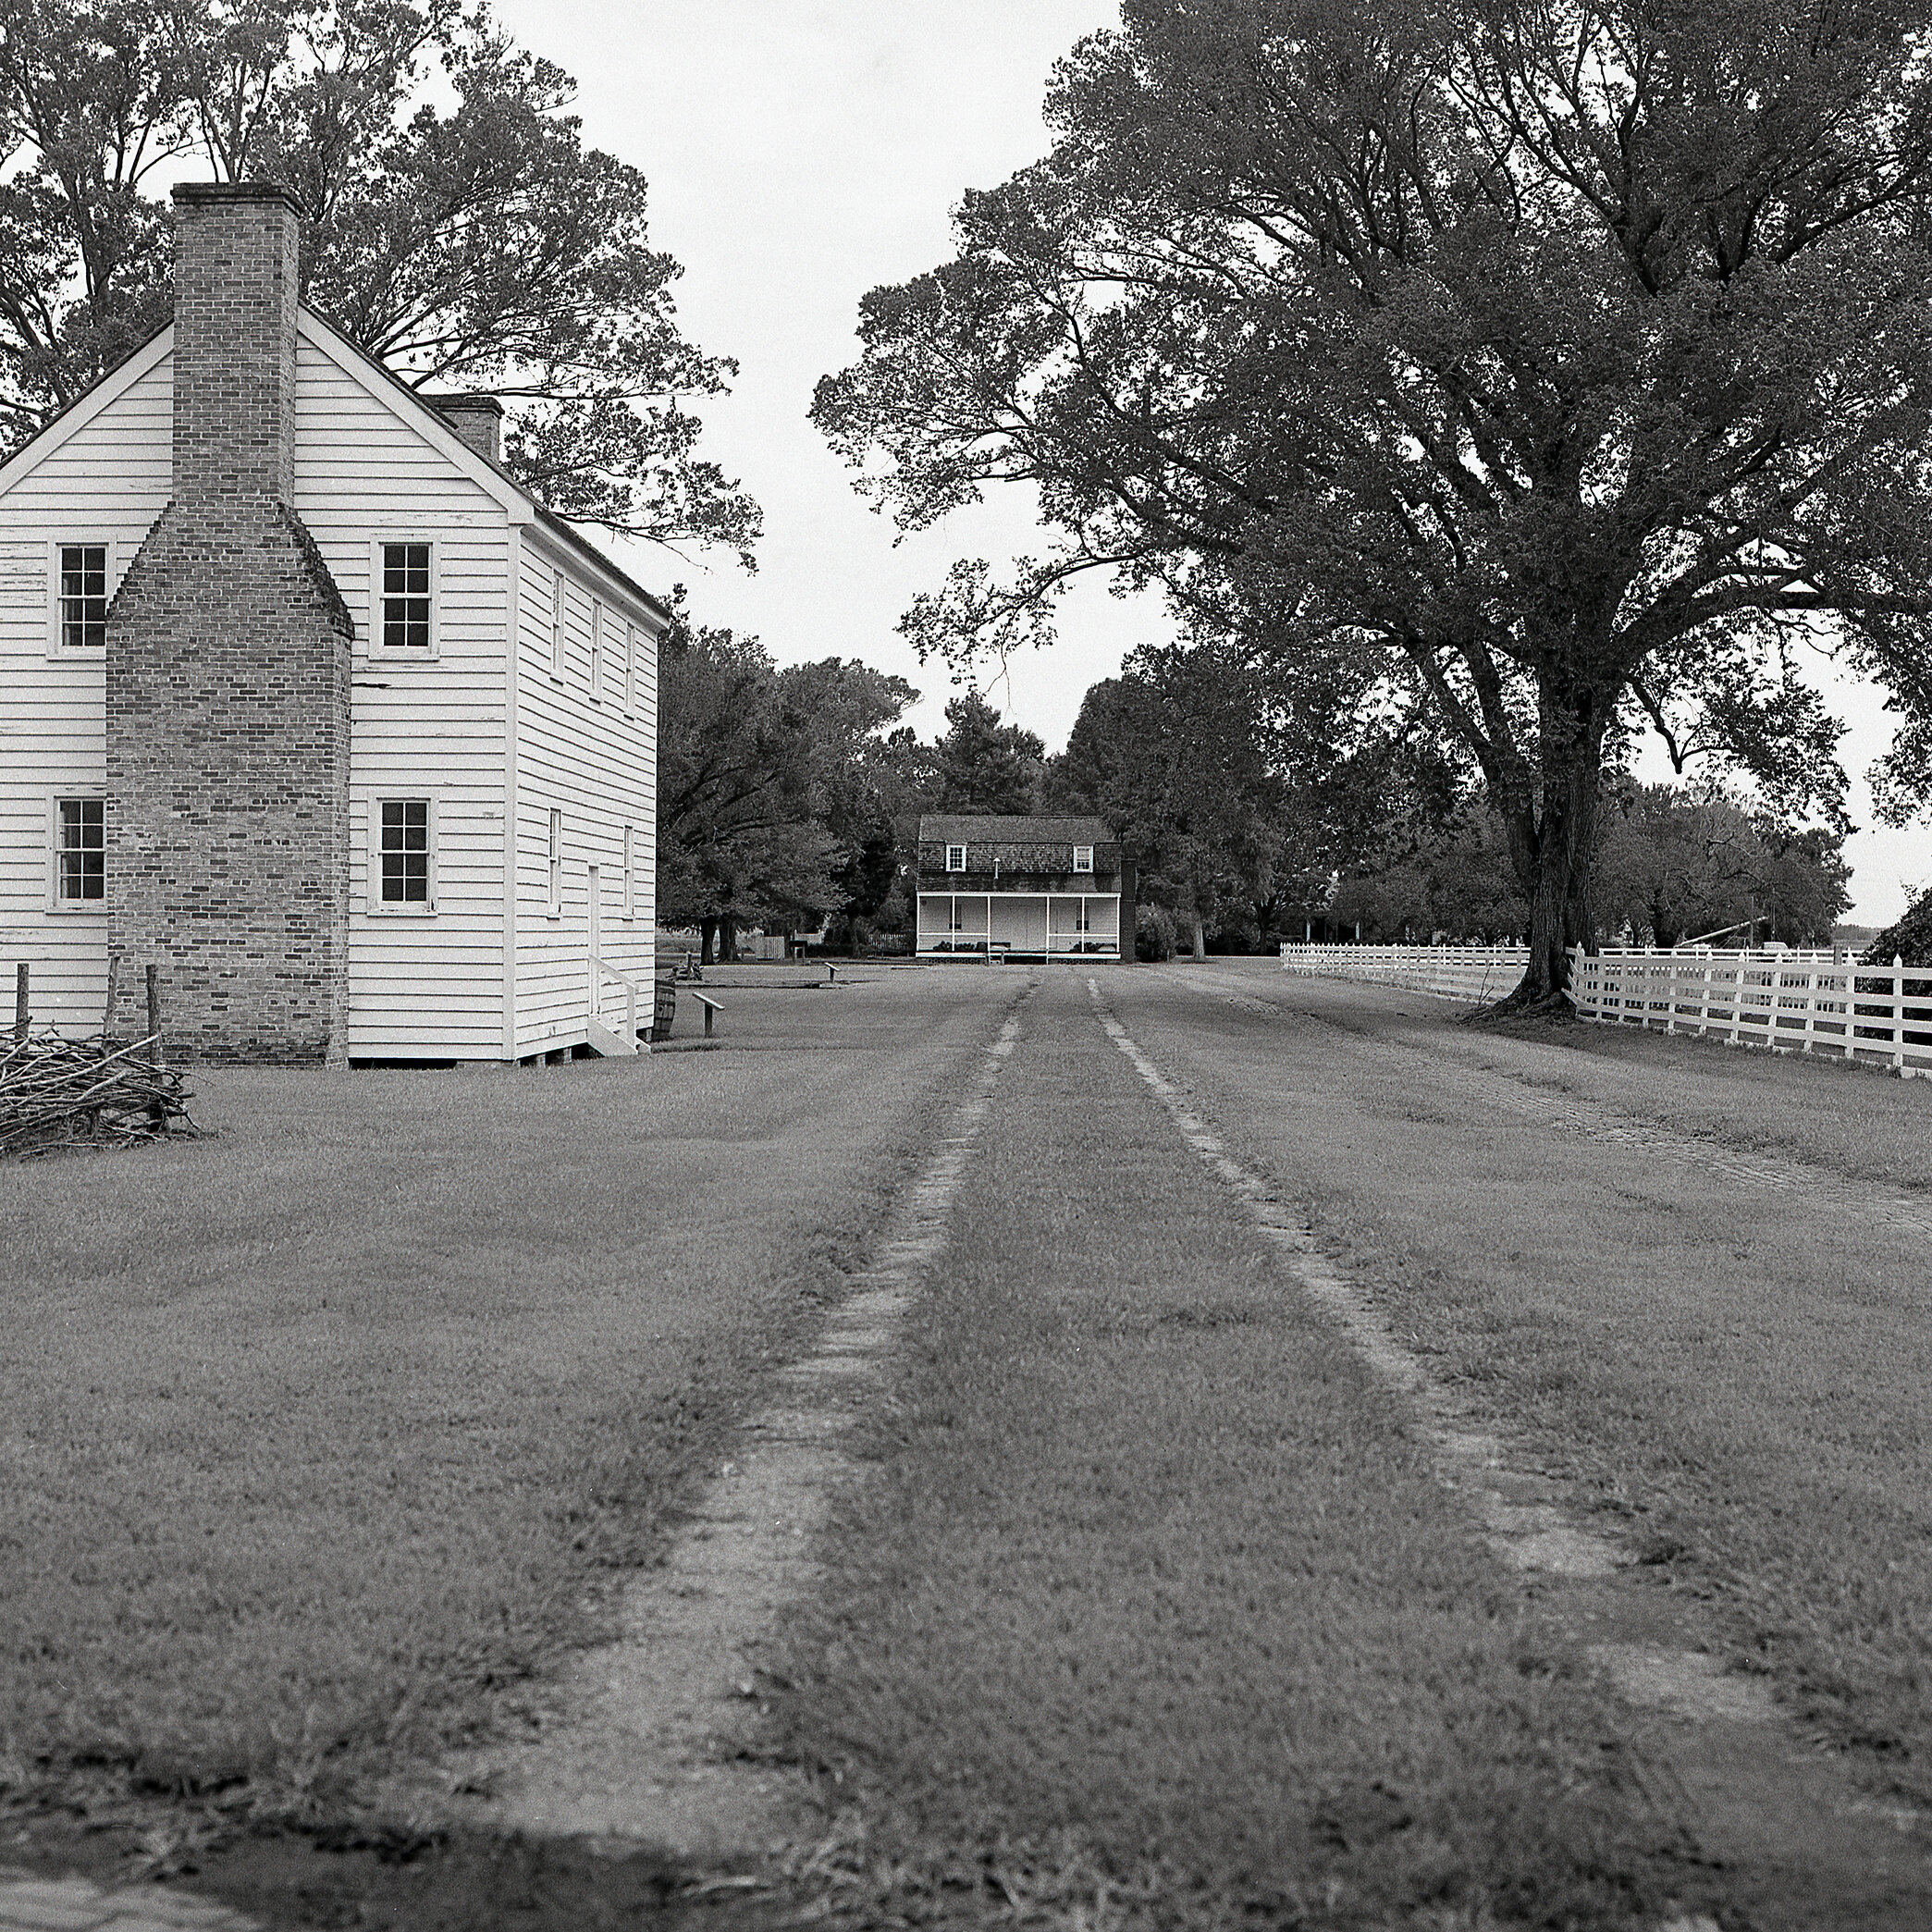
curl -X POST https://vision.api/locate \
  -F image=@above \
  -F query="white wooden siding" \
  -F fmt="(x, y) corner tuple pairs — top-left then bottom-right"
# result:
(293, 328), (511, 1058)
(511, 535), (658, 1056)
(0, 351), (172, 1033)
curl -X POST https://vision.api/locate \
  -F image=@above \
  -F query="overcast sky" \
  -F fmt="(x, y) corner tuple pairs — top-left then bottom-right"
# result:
(492, 1), (1920, 925)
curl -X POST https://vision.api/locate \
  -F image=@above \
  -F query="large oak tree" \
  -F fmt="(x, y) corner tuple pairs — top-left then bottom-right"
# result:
(815, 0), (1932, 1000)
(0, 0), (757, 560)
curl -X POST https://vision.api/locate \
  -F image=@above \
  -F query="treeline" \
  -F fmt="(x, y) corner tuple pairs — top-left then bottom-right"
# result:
(660, 614), (1855, 961)
(1049, 646), (1852, 958)
(657, 602), (1048, 960)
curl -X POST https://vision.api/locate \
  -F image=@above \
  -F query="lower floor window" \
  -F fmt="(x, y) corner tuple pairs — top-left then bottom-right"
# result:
(55, 797), (104, 901)
(380, 799), (431, 904)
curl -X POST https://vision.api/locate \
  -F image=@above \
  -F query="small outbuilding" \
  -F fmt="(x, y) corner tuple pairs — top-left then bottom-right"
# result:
(914, 815), (1131, 962)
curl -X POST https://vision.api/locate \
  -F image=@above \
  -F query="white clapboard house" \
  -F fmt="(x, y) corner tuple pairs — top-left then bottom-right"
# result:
(0, 183), (665, 1064)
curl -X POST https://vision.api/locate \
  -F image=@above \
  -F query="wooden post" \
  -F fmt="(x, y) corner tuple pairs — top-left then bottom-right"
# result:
(13, 963), (25, 1043)
(145, 964), (169, 1135)
(1893, 955), (1906, 1072)
(105, 951), (119, 1041)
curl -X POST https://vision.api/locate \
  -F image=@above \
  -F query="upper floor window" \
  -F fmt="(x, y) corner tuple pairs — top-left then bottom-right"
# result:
(53, 796), (104, 905)
(623, 621), (637, 715)
(1073, 844), (1094, 873)
(590, 599), (605, 699)
(550, 569), (567, 679)
(57, 545), (108, 651)
(945, 843), (966, 872)
(375, 540), (435, 653)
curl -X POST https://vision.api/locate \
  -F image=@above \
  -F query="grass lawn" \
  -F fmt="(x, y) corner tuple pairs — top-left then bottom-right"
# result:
(765, 973), (1705, 1930)
(0, 970), (1013, 1836)
(1125, 962), (1932, 1813)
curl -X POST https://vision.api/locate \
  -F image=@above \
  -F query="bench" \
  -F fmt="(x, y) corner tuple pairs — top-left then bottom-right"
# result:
(690, 991), (724, 1039)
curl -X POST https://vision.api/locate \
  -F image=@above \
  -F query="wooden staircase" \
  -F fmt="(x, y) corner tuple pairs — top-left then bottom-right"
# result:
(585, 957), (646, 1057)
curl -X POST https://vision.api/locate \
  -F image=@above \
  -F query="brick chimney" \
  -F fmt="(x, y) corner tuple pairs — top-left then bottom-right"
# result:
(105, 183), (355, 1065)
(433, 392), (504, 465)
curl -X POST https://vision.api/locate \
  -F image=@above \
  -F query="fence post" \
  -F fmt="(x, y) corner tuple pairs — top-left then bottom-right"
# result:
(1727, 961), (1743, 1044)
(1892, 955), (1906, 1072)
(12, 963), (25, 1043)
(1802, 966), (1818, 1054)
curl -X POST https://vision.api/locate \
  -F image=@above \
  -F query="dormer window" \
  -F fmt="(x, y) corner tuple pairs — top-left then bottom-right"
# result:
(945, 843), (967, 872)
(1073, 844), (1094, 873)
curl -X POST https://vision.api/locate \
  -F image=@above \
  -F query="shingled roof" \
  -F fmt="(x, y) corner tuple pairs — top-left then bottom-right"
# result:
(918, 814), (1111, 845)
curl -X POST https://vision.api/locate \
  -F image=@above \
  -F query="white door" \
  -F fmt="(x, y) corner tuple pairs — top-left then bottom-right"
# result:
(587, 865), (602, 1018)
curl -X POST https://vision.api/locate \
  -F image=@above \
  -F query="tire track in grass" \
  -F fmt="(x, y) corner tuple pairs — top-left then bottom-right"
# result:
(437, 983), (1036, 1860)
(1089, 977), (1932, 1932)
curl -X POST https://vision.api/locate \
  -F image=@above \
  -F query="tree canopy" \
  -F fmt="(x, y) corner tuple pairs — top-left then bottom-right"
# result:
(655, 597), (917, 959)
(815, 0), (1932, 1000)
(0, 0), (757, 559)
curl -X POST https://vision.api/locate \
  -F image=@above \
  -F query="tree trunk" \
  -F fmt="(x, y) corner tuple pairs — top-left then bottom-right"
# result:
(1499, 701), (1607, 1007)
(700, 917), (719, 966)
(719, 913), (737, 963)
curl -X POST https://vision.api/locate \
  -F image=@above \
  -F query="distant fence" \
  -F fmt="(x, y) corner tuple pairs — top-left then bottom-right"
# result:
(1278, 940), (1932, 1077)
(1570, 948), (1932, 1077)
(1277, 941), (1530, 1004)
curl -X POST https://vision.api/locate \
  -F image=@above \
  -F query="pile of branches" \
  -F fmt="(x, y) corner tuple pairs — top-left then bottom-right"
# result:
(0, 1031), (199, 1157)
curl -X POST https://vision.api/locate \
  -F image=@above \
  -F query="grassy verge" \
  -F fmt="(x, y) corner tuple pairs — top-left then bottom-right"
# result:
(0, 974), (1011, 1841)
(1277, 963), (1932, 1190)
(764, 976), (1706, 1930)
(1125, 964), (1932, 1812)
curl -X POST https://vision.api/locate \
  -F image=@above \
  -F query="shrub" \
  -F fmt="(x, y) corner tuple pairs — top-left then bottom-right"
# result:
(1136, 904), (1177, 962)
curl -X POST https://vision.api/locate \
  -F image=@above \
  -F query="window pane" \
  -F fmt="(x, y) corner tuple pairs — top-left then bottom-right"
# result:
(58, 544), (108, 650)
(379, 800), (430, 902)
(381, 544), (431, 648)
(56, 797), (105, 899)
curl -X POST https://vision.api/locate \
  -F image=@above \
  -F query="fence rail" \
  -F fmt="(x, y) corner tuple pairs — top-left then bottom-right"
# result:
(1569, 948), (1932, 1076)
(1278, 941), (1932, 1077)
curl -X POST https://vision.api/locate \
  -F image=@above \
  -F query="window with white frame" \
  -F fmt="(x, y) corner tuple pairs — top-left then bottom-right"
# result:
(622, 823), (635, 919)
(623, 621), (636, 714)
(548, 807), (563, 915)
(51, 796), (104, 905)
(945, 843), (966, 872)
(374, 798), (434, 910)
(589, 599), (604, 698)
(1073, 844), (1094, 873)
(55, 544), (109, 652)
(550, 569), (567, 679)
(377, 541), (433, 651)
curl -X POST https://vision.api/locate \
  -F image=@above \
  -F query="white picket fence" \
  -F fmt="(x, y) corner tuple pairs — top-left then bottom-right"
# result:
(1569, 948), (1932, 1077)
(1276, 941), (1531, 1004)
(1277, 940), (1932, 1077)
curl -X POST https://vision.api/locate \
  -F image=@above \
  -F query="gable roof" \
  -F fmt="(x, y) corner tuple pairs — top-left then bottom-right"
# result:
(0, 310), (671, 629)
(918, 814), (1111, 845)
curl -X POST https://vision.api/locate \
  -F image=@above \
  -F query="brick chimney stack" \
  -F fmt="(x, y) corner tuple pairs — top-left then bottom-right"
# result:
(170, 182), (303, 499)
(434, 393), (504, 466)
(105, 183), (355, 1065)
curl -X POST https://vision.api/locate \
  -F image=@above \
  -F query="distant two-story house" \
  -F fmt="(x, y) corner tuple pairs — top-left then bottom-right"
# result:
(0, 182), (665, 1064)
(914, 814), (1132, 962)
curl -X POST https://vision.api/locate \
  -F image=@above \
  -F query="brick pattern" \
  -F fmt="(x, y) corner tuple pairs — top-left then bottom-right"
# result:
(105, 186), (355, 1065)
